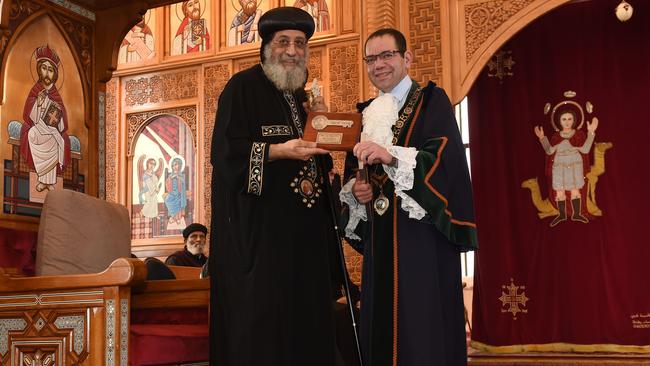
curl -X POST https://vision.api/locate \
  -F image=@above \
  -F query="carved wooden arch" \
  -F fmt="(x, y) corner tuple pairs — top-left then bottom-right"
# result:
(95, 1), (150, 83)
(0, 9), (92, 124)
(444, 0), (572, 104)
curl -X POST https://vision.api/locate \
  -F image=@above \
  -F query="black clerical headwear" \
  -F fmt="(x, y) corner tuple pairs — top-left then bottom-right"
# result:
(182, 223), (208, 240)
(259, 7), (315, 62)
(258, 7), (315, 41)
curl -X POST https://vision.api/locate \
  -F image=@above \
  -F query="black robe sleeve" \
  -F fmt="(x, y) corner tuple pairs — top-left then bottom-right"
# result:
(211, 74), (271, 196)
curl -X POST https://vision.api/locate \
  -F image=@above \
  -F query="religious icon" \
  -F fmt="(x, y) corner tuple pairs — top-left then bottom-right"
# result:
(137, 155), (164, 219)
(227, 0), (263, 46)
(164, 155), (189, 230)
(172, 0), (211, 55)
(300, 178), (314, 196)
(131, 115), (195, 238)
(521, 91), (613, 226)
(20, 45), (70, 193)
(293, 0), (331, 32)
(118, 10), (155, 64)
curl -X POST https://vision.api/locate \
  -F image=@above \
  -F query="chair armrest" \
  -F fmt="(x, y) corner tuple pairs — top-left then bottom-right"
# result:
(0, 257), (147, 293)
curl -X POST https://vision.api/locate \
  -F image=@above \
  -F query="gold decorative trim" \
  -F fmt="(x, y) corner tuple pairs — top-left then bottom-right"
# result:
(247, 142), (266, 196)
(261, 125), (292, 136)
(471, 340), (650, 354)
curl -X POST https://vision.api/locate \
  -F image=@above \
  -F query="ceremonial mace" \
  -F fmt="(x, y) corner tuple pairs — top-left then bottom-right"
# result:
(310, 79), (364, 366)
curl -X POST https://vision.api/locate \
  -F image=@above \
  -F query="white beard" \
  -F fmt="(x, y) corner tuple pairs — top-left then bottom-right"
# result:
(261, 45), (309, 91)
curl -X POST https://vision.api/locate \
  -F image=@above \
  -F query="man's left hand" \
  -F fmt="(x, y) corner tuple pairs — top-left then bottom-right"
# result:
(353, 141), (393, 165)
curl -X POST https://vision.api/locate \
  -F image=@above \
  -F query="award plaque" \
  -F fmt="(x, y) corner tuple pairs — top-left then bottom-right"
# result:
(303, 112), (362, 151)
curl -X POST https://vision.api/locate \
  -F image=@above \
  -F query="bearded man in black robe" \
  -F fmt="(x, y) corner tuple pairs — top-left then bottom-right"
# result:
(165, 223), (208, 267)
(341, 28), (479, 366)
(209, 7), (344, 366)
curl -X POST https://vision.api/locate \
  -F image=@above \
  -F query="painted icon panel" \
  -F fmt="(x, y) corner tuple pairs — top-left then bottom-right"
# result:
(131, 114), (195, 238)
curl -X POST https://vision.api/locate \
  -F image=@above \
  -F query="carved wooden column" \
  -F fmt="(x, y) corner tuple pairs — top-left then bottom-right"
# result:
(202, 63), (232, 232)
(361, 0), (400, 99)
(407, 0), (444, 87)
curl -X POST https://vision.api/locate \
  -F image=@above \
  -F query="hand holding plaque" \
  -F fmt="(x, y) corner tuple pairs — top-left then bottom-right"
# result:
(303, 112), (362, 151)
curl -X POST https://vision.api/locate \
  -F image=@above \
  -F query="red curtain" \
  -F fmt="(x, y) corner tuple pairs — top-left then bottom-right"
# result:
(470, 0), (650, 350)
(0, 227), (37, 276)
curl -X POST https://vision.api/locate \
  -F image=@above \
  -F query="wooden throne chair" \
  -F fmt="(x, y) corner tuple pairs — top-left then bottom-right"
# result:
(0, 189), (209, 365)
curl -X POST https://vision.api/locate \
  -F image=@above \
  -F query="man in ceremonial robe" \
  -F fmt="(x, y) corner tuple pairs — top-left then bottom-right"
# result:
(340, 28), (479, 366)
(210, 7), (344, 366)
(20, 45), (70, 193)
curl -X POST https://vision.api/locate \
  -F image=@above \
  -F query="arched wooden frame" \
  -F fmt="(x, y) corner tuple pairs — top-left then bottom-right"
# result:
(441, 0), (573, 104)
(126, 112), (198, 248)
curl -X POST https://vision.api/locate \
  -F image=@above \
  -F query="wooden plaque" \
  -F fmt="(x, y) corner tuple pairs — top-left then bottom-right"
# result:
(303, 112), (362, 151)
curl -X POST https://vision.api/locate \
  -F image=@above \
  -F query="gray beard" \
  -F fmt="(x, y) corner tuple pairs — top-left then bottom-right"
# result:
(261, 46), (309, 91)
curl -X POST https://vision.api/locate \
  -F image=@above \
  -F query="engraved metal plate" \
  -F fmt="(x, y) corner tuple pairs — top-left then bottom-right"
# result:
(316, 132), (343, 145)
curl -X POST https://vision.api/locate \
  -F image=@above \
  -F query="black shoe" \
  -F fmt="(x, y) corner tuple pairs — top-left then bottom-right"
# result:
(550, 200), (567, 227)
(571, 197), (589, 223)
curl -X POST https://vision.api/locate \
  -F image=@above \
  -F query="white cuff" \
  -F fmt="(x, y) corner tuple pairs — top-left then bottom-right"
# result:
(396, 192), (427, 220)
(384, 146), (427, 220)
(339, 178), (367, 241)
(384, 146), (417, 191)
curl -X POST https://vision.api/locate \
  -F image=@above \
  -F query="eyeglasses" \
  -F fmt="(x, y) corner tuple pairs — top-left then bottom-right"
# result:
(363, 50), (404, 65)
(272, 38), (307, 50)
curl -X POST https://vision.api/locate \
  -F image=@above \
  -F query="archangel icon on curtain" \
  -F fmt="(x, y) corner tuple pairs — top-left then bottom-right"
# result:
(132, 114), (195, 239)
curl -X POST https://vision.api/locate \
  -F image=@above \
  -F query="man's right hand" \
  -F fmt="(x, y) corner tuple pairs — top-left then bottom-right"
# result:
(268, 139), (330, 161)
(352, 171), (373, 204)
